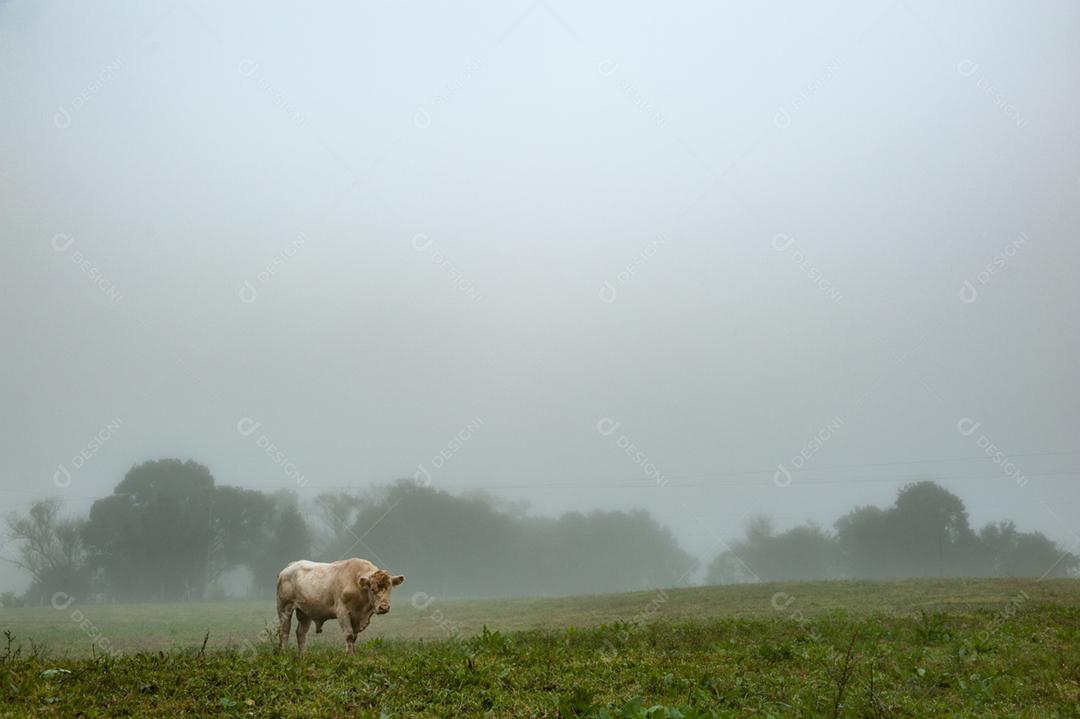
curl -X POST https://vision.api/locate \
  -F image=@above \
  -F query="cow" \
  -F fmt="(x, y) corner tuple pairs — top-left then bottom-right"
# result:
(276, 558), (405, 654)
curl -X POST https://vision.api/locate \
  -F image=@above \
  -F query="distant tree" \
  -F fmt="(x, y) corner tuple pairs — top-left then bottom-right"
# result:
(834, 482), (978, 579)
(706, 516), (839, 584)
(891, 481), (977, 576)
(1010, 530), (1077, 578)
(344, 480), (522, 597)
(707, 480), (1078, 584)
(83, 459), (215, 600)
(835, 505), (892, 579)
(704, 516), (772, 585)
(976, 521), (1077, 578)
(309, 491), (367, 560)
(772, 524), (839, 579)
(244, 491), (311, 595)
(2, 498), (90, 603)
(0, 591), (25, 608)
(332, 480), (697, 598)
(23, 465), (1075, 602)
(207, 486), (271, 586)
(82, 461), (315, 599)
(545, 509), (698, 593)
(976, 521), (1020, 576)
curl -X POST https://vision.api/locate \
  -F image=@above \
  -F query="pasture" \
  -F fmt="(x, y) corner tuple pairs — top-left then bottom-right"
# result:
(2, 578), (1079, 716)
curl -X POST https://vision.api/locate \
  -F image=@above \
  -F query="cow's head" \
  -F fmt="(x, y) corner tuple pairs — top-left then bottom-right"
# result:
(359, 569), (405, 614)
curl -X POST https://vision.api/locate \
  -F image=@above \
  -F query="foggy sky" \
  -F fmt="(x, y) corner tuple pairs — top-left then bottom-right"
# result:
(2, 0), (1079, 592)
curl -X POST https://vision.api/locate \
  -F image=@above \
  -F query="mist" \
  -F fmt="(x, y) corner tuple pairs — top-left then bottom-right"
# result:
(2, 1), (1079, 601)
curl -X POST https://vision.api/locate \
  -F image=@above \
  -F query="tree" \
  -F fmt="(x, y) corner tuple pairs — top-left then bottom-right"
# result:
(83, 459), (215, 600)
(0, 591), (25, 608)
(835, 505), (892, 579)
(206, 486), (270, 587)
(244, 491), (311, 595)
(890, 481), (977, 577)
(82, 460), (316, 599)
(310, 491), (367, 560)
(832, 481), (1077, 580)
(1011, 531), (1077, 578)
(545, 509), (698, 593)
(834, 482), (978, 579)
(977, 521), (1077, 578)
(326, 480), (698, 598)
(2, 498), (90, 603)
(343, 480), (522, 597)
(706, 517), (839, 584)
(770, 524), (839, 580)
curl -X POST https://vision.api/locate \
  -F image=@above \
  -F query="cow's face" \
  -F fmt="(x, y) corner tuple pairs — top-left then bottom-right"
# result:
(359, 570), (405, 614)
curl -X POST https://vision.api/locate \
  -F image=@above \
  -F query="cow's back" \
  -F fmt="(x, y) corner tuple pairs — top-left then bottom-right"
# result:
(277, 558), (377, 615)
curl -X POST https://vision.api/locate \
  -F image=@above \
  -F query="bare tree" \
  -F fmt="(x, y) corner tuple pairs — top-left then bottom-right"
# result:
(2, 498), (88, 602)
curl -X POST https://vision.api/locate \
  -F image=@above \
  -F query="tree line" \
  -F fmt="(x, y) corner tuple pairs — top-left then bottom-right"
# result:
(2, 459), (1076, 605)
(707, 480), (1077, 583)
(2, 459), (695, 603)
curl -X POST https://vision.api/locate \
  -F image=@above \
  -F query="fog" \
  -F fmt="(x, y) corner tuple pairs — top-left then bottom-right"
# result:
(2, 1), (1079, 598)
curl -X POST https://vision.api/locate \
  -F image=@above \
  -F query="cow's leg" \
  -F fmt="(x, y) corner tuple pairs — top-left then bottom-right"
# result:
(295, 609), (312, 653)
(277, 603), (294, 651)
(337, 613), (356, 655)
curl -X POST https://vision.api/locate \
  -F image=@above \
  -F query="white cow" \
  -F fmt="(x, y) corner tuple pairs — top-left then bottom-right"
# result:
(276, 558), (405, 654)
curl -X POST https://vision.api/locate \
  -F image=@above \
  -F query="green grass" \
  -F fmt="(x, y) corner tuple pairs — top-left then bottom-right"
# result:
(2, 578), (1079, 716)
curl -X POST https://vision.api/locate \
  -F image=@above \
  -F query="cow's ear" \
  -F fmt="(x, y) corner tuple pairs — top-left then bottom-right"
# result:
(391, 574), (405, 586)
(357, 575), (371, 589)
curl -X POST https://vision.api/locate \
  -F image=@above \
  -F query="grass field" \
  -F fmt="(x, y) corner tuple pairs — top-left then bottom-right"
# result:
(2, 578), (1079, 716)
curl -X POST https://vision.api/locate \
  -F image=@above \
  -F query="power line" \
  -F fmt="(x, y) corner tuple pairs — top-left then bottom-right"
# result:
(2, 449), (1076, 498)
(612, 449), (1080, 484)
(222, 468), (1080, 493)
(473, 470), (1080, 491)
(225, 448), (1080, 492)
